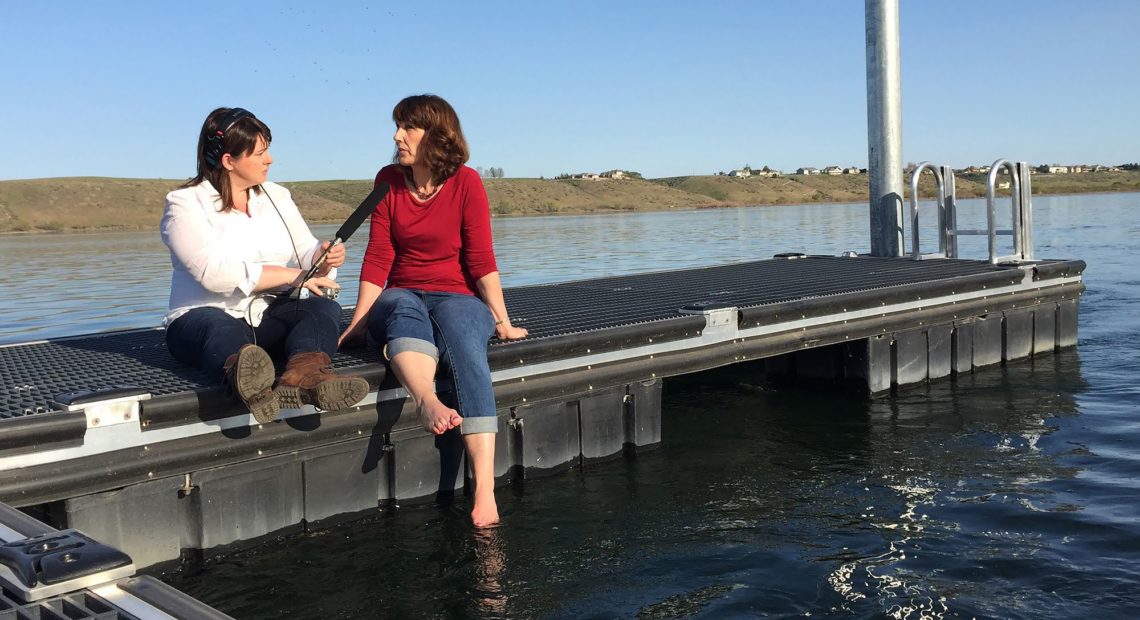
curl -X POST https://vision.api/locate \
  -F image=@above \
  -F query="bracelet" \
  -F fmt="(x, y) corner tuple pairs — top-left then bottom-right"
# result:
(494, 319), (506, 326)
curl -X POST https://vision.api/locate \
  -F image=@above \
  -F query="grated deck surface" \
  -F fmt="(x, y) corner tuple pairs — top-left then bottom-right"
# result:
(0, 587), (139, 619)
(0, 256), (1055, 419)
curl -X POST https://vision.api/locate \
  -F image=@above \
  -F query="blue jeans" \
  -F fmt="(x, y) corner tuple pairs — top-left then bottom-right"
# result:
(368, 288), (498, 434)
(166, 296), (343, 382)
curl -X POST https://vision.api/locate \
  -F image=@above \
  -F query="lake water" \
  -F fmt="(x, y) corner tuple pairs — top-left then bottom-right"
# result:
(3, 194), (1139, 618)
(0, 202), (875, 344)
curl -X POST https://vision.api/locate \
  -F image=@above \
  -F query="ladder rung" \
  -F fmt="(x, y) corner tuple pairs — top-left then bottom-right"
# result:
(910, 252), (948, 260)
(950, 229), (1013, 236)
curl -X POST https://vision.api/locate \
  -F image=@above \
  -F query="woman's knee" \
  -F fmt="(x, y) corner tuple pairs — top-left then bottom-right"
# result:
(432, 295), (495, 344)
(370, 289), (418, 330)
(302, 295), (342, 322)
(373, 288), (424, 319)
(369, 288), (434, 348)
(431, 300), (494, 376)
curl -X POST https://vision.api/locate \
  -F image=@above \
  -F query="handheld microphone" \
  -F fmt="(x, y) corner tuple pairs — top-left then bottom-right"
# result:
(289, 182), (390, 300)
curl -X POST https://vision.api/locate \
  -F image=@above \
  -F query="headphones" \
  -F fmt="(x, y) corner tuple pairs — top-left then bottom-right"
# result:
(203, 107), (254, 169)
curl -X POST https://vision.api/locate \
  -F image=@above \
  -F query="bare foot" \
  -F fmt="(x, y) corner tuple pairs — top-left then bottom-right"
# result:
(471, 490), (500, 528)
(418, 398), (463, 435)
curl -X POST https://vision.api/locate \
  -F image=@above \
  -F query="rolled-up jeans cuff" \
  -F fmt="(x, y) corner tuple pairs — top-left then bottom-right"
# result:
(460, 415), (498, 435)
(385, 337), (439, 362)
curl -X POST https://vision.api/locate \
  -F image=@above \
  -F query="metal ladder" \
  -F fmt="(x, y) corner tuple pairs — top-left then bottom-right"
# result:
(908, 159), (1035, 264)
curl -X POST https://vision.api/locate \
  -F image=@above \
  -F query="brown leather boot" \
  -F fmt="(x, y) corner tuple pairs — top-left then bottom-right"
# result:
(275, 351), (370, 411)
(222, 344), (279, 423)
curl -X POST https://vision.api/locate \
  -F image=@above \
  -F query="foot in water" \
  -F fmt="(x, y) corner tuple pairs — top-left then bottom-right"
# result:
(471, 490), (500, 528)
(418, 397), (462, 435)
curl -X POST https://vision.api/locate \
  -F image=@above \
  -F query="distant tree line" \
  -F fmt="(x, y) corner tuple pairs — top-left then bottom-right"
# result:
(475, 166), (505, 178)
(552, 170), (643, 180)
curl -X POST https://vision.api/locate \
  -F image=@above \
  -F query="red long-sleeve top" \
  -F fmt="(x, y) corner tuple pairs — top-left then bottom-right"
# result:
(360, 164), (498, 295)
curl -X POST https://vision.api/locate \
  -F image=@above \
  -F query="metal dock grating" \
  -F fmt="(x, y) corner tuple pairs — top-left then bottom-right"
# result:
(0, 256), (1079, 420)
(0, 587), (138, 619)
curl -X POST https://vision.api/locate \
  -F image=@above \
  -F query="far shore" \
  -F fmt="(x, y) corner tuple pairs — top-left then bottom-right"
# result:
(2, 171), (1138, 235)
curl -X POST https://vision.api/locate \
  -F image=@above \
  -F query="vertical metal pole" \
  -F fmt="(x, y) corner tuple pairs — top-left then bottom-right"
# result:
(866, 0), (904, 256)
(1017, 161), (1035, 261)
(939, 165), (958, 258)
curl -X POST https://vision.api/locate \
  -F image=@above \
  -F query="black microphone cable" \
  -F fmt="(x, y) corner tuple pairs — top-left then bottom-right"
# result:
(244, 185), (305, 348)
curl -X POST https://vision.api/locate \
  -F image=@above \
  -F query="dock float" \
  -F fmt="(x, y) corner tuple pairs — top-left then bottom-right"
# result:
(0, 253), (1085, 568)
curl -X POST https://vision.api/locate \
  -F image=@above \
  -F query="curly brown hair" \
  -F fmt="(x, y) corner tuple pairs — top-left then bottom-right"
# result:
(392, 94), (469, 184)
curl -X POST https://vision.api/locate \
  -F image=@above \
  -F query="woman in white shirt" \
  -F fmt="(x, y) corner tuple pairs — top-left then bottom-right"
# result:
(161, 107), (369, 423)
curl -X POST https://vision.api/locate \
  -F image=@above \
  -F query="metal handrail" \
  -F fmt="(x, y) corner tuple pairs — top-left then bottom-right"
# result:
(907, 159), (1034, 264)
(908, 162), (947, 259)
(1017, 161), (1035, 261)
(985, 158), (1023, 264)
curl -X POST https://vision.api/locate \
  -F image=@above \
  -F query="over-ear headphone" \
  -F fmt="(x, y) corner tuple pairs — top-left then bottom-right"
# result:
(203, 107), (253, 169)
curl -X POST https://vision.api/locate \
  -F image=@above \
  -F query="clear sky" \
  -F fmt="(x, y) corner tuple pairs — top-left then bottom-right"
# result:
(1, 1), (1136, 181)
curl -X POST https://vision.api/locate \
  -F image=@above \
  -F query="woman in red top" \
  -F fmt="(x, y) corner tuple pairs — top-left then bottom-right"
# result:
(340, 94), (527, 527)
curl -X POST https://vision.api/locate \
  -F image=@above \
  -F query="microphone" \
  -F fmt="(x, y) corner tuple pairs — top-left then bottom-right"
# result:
(289, 182), (390, 300)
(334, 181), (388, 243)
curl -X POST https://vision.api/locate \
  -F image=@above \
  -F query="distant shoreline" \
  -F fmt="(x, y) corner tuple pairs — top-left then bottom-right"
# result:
(2, 171), (1138, 235)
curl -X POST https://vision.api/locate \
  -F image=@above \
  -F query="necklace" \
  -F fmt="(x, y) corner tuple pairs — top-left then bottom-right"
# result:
(407, 178), (440, 201)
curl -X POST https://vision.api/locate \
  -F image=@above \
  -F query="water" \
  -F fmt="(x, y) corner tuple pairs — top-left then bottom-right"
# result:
(0, 202), (873, 343)
(4, 194), (1140, 617)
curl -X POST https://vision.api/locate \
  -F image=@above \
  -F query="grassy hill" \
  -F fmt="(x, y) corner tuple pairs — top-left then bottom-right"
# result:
(656, 173), (876, 205)
(654, 170), (1140, 204)
(1, 171), (1138, 234)
(483, 177), (720, 215)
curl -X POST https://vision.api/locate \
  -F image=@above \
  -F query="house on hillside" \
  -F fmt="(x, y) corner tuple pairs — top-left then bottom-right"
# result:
(843, 166), (860, 174)
(728, 169), (751, 178)
(600, 170), (628, 179)
(571, 172), (600, 180)
(796, 167), (820, 175)
(823, 166), (843, 176)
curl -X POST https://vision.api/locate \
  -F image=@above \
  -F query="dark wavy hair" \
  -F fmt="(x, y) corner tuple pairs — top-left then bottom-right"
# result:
(392, 94), (469, 184)
(181, 107), (272, 212)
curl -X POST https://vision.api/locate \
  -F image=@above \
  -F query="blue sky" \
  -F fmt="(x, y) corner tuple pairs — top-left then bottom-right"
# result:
(1, 1), (1136, 181)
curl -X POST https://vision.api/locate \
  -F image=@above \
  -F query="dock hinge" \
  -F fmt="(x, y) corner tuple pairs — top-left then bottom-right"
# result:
(54, 387), (152, 429)
(679, 302), (740, 338)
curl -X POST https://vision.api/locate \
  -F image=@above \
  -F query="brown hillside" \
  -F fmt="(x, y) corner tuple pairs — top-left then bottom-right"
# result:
(1, 171), (1138, 234)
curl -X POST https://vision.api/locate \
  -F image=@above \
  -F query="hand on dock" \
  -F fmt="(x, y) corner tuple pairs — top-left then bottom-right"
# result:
(496, 323), (528, 340)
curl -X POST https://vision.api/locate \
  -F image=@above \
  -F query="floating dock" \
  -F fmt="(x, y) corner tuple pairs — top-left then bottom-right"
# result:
(0, 252), (1084, 569)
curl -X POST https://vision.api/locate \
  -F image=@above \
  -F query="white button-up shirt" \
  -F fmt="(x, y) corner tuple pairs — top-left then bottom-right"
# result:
(160, 180), (333, 326)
